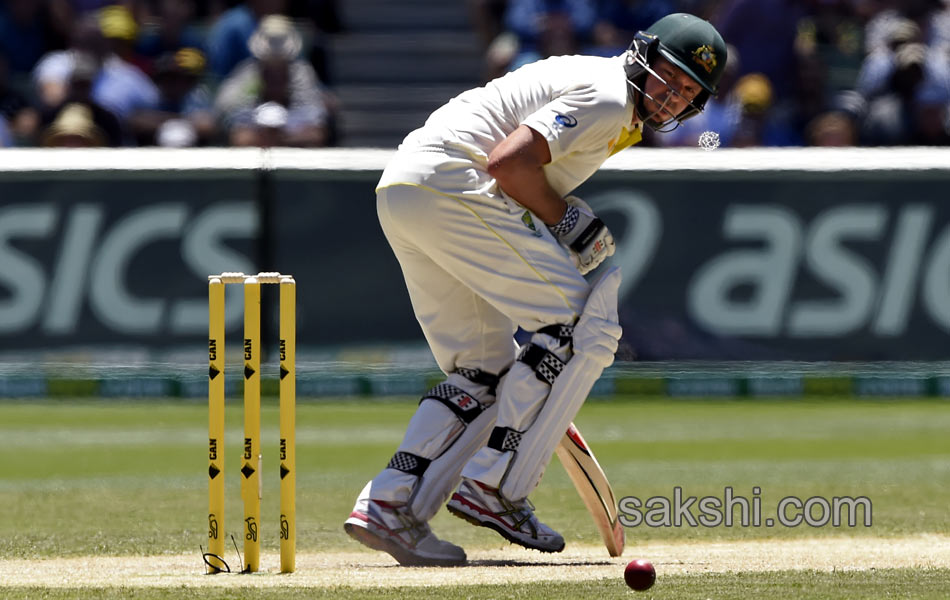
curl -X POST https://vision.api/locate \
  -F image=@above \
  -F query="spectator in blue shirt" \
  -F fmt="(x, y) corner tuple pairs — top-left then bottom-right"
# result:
(33, 11), (159, 122)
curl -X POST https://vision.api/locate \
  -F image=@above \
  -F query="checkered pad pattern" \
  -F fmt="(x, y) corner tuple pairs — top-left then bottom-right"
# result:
(426, 383), (466, 402)
(488, 426), (523, 452)
(387, 452), (431, 476)
(518, 343), (565, 386)
(536, 353), (564, 385)
(550, 204), (580, 237)
(455, 367), (479, 381)
(539, 324), (574, 343)
(500, 429), (522, 451)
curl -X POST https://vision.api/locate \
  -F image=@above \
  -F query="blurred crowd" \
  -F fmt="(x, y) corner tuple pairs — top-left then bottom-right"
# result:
(471, 0), (950, 147)
(1, 0), (949, 148)
(0, 0), (341, 147)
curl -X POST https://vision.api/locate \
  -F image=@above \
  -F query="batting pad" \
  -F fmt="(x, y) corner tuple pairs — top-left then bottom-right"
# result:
(370, 373), (497, 518)
(460, 332), (572, 491)
(410, 401), (498, 520)
(499, 266), (622, 501)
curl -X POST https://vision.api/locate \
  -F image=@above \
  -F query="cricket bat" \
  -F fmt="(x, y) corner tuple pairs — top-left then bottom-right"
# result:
(556, 422), (624, 557)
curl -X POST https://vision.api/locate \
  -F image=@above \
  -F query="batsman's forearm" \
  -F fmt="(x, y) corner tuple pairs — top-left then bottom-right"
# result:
(495, 168), (567, 226)
(487, 124), (566, 225)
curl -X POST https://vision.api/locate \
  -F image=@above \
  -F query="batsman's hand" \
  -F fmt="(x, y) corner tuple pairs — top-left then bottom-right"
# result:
(551, 196), (615, 275)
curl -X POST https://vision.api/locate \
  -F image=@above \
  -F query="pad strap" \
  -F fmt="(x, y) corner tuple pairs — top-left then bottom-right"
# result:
(387, 451), (431, 477)
(518, 343), (565, 386)
(421, 382), (485, 424)
(454, 367), (503, 396)
(537, 324), (574, 344)
(487, 426), (523, 452)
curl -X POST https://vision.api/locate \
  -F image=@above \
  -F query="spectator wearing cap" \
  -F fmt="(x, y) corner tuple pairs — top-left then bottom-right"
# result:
(40, 102), (108, 147)
(206, 0), (288, 79)
(98, 4), (142, 67)
(128, 47), (216, 146)
(214, 15), (330, 147)
(44, 0), (149, 55)
(33, 11), (159, 123)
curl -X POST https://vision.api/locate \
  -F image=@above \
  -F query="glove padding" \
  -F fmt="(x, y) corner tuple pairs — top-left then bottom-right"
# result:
(551, 196), (616, 275)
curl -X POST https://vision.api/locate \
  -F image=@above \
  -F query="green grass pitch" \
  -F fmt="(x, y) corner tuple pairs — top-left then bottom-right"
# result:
(1, 396), (948, 598)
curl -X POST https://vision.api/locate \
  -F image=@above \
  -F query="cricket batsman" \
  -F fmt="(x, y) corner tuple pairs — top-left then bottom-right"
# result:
(345, 13), (727, 566)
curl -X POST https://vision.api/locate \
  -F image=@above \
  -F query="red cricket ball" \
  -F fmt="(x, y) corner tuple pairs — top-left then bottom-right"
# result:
(624, 558), (656, 591)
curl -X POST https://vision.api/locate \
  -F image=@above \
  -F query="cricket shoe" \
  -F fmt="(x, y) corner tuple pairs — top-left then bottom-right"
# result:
(446, 478), (565, 553)
(344, 485), (466, 567)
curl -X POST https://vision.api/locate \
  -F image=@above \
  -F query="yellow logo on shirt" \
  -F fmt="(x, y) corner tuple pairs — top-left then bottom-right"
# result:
(522, 211), (543, 237)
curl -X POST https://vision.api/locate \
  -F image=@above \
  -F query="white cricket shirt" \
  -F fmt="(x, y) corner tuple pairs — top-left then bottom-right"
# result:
(377, 54), (639, 200)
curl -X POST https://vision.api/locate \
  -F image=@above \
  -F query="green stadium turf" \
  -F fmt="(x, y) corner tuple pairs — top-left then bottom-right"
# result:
(1, 396), (948, 598)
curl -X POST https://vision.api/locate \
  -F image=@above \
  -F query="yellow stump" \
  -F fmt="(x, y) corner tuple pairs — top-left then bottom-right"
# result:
(207, 278), (226, 573)
(206, 272), (295, 574)
(242, 277), (261, 573)
(279, 277), (296, 573)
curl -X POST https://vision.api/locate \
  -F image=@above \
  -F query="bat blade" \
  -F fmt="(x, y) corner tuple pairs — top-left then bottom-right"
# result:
(556, 422), (624, 557)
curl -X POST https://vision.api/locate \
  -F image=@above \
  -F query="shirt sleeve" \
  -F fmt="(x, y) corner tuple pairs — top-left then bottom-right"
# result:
(520, 87), (626, 163)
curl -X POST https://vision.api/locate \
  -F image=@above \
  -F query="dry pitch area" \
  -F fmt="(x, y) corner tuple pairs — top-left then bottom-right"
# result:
(2, 535), (948, 589)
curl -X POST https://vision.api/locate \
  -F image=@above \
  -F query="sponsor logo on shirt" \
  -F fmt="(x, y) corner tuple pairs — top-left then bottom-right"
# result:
(554, 113), (578, 128)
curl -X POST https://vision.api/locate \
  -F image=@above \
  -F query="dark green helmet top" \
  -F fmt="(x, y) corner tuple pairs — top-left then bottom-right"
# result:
(646, 13), (727, 95)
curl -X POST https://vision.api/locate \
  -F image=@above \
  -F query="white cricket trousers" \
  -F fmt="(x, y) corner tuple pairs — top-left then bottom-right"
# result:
(376, 183), (591, 375)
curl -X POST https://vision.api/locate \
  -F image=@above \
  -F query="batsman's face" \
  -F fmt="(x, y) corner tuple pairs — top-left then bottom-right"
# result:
(642, 56), (701, 121)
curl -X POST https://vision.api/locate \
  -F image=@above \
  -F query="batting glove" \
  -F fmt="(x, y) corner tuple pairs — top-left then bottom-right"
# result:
(550, 196), (615, 275)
